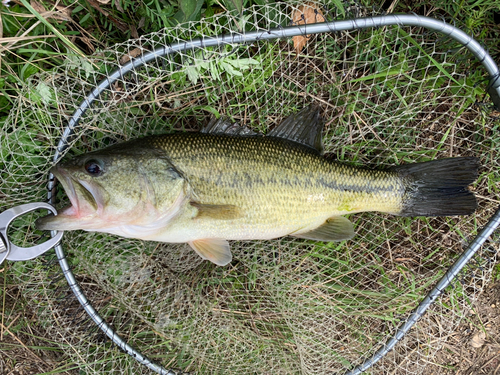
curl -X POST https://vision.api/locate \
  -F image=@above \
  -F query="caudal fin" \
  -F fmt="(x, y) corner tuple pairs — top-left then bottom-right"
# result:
(392, 157), (479, 217)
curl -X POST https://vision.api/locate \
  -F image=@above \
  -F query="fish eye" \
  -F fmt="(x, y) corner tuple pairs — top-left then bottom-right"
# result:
(84, 159), (103, 176)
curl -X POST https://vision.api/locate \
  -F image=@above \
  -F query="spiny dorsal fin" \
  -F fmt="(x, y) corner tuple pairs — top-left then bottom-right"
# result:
(291, 216), (354, 242)
(188, 239), (232, 266)
(201, 117), (258, 136)
(267, 104), (324, 154)
(191, 202), (243, 220)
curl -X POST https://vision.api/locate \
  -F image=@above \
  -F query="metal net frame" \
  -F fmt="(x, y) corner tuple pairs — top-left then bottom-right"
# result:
(2, 2), (500, 374)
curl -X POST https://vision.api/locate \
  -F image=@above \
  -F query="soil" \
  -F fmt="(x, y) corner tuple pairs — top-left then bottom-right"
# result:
(422, 280), (500, 375)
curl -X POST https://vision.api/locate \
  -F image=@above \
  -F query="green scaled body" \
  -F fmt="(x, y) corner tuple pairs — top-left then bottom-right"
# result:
(147, 132), (404, 240)
(36, 106), (479, 266)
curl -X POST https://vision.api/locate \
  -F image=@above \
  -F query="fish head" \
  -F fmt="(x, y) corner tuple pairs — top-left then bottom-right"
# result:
(36, 145), (186, 232)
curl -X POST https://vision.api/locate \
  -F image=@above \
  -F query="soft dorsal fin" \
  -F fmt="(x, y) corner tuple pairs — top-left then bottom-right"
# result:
(188, 239), (232, 266)
(267, 105), (324, 153)
(291, 216), (354, 242)
(201, 117), (258, 136)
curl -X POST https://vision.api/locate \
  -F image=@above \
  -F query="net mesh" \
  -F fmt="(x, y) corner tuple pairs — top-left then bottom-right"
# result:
(2, 1), (499, 374)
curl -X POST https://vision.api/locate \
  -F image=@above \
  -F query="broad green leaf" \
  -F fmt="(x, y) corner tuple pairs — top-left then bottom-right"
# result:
(65, 55), (96, 79)
(226, 58), (259, 69)
(177, 0), (204, 22)
(209, 61), (221, 81)
(221, 61), (242, 77)
(224, 0), (243, 15)
(185, 65), (200, 84)
(26, 82), (53, 106)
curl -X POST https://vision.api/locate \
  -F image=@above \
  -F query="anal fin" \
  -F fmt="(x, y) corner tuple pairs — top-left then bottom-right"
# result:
(188, 239), (232, 266)
(292, 216), (354, 242)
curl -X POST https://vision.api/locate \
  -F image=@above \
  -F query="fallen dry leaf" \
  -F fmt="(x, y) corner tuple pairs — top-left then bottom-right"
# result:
(55, 3), (73, 18)
(30, 0), (46, 13)
(114, 0), (124, 12)
(30, 0), (72, 22)
(470, 331), (486, 348)
(130, 24), (139, 39)
(120, 47), (144, 65)
(291, 3), (325, 54)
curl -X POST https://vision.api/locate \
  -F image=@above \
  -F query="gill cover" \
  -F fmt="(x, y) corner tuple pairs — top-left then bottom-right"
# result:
(36, 145), (186, 233)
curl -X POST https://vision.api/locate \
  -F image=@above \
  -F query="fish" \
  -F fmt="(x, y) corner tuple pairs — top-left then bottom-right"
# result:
(36, 105), (479, 266)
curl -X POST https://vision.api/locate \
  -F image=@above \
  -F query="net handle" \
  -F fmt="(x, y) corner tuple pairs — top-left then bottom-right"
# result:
(46, 14), (500, 375)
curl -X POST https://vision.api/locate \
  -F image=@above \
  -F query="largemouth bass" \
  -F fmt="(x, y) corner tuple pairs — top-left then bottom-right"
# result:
(37, 106), (479, 266)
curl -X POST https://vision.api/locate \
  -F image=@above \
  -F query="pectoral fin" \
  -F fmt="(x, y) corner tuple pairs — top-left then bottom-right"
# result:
(292, 216), (354, 241)
(191, 202), (242, 220)
(188, 239), (232, 266)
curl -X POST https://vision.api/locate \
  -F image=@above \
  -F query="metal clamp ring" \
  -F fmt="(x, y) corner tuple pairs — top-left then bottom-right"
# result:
(0, 202), (63, 262)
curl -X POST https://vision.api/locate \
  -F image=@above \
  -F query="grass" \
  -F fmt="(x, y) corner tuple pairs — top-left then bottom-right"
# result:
(1, 0), (500, 374)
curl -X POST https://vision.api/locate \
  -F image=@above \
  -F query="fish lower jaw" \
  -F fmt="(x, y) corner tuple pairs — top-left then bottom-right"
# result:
(58, 204), (80, 218)
(34, 204), (100, 231)
(59, 200), (102, 219)
(35, 214), (94, 231)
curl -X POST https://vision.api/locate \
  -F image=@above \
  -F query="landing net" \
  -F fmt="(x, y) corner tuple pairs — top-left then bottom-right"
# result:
(2, 1), (499, 374)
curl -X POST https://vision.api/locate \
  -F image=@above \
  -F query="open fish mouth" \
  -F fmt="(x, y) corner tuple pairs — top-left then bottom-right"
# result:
(35, 166), (99, 231)
(55, 167), (99, 216)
